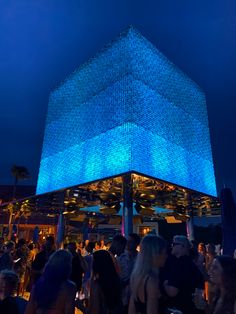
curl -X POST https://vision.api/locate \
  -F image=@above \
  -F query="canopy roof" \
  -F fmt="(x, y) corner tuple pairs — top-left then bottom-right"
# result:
(0, 172), (220, 227)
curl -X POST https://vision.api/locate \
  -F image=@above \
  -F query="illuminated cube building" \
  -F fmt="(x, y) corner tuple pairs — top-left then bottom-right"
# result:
(37, 27), (216, 197)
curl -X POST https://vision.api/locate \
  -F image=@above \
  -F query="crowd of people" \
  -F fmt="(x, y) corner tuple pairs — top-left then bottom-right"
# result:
(0, 233), (236, 314)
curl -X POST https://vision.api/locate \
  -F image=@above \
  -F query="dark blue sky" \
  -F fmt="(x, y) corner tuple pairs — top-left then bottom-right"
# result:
(0, 0), (236, 196)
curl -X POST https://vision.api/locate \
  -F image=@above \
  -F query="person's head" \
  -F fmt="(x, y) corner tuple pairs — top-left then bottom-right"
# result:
(93, 249), (117, 278)
(78, 241), (84, 249)
(137, 235), (167, 269)
(126, 233), (140, 253)
(17, 238), (26, 248)
(109, 234), (127, 256)
(0, 270), (19, 298)
(34, 249), (72, 309)
(67, 242), (77, 255)
(85, 242), (94, 254)
(5, 241), (15, 253)
(171, 235), (192, 258)
(28, 243), (34, 250)
(190, 239), (198, 250)
(45, 236), (55, 251)
(43, 249), (72, 280)
(198, 242), (206, 255)
(95, 241), (101, 251)
(206, 243), (216, 256)
(106, 241), (111, 248)
(92, 250), (121, 309)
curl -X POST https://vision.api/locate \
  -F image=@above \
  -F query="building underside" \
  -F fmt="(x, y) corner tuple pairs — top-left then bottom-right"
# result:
(0, 172), (220, 238)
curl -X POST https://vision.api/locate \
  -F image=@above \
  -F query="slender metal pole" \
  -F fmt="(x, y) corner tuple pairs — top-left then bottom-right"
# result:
(186, 193), (194, 241)
(122, 173), (133, 237)
(55, 191), (65, 248)
(7, 203), (13, 240)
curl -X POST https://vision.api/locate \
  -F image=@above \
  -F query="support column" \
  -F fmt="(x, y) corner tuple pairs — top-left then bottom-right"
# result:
(55, 191), (66, 248)
(186, 214), (194, 241)
(186, 194), (194, 241)
(7, 203), (14, 240)
(122, 173), (133, 237)
(221, 188), (236, 255)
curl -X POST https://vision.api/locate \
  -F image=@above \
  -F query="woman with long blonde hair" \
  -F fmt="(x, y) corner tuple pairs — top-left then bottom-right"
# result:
(129, 235), (167, 314)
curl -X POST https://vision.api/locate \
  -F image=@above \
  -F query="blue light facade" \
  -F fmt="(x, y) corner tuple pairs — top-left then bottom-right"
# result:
(37, 27), (217, 196)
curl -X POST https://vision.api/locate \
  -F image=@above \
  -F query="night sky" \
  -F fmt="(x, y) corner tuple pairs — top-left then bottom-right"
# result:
(0, 0), (236, 196)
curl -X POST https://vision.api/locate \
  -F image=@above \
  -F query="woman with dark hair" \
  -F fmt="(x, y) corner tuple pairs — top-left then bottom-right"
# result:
(208, 255), (236, 314)
(88, 249), (122, 314)
(25, 250), (76, 314)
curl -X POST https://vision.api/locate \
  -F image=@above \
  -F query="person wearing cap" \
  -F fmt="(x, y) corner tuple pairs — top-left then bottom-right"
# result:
(163, 235), (204, 314)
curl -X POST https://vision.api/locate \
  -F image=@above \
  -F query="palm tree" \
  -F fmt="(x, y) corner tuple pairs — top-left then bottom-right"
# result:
(11, 165), (30, 200)
(8, 165), (30, 239)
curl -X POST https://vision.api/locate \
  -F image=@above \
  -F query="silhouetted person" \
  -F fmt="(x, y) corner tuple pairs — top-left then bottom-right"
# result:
(31, 236), (55, 284)
(26, 250), (76, 314)
(0, 270), (27, 314)
(129, 235), (167, 314)
(88, 250), (122, 314)
(67, 242), (87, 292)
(0, 241), (15, 271)
(163, 235), (204, 314)
(208, 255), (236, 313)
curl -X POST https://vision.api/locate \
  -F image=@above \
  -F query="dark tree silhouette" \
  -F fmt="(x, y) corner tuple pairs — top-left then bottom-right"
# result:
(8, 165), (30, 239)
(11, 165), (30, 199)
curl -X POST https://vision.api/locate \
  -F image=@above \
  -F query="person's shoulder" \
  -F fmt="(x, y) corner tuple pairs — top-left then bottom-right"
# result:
(34, 250), (45, 258)
(0, 296), (19, 310)
(14, 296), (28, 312)
(0, 252), (10, 260)
(180, 255), (196, 269)
(58, 281), (76, 300)
(14, 296), (27, 303)
(117, 252), (128, 262)
(64, 279), (76, 289)
(61, 280), (77, 295)
(179, 255), (193, 265)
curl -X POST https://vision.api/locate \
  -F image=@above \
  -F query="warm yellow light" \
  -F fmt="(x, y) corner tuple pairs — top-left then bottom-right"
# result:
(166, 216), (182, 224)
